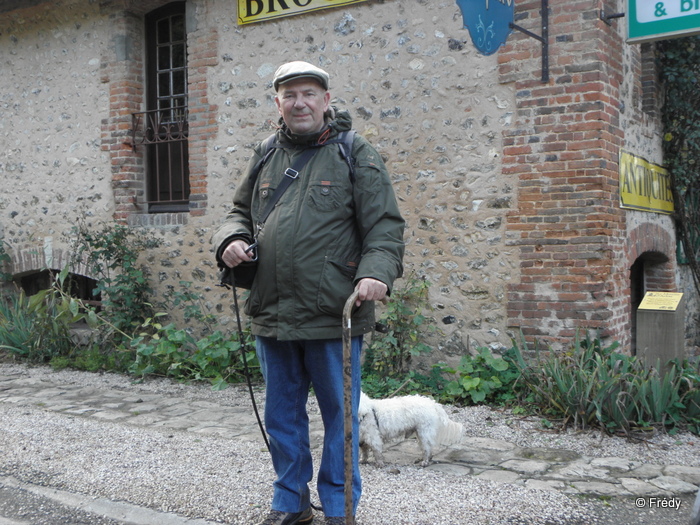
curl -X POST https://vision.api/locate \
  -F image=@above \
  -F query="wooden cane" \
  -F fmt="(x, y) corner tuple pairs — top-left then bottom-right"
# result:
(341, 290), (361, 525)
(342, 291), (388, 524)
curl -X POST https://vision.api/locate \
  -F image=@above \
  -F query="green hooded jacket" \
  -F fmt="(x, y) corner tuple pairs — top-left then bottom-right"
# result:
(212, 108), (405, 340)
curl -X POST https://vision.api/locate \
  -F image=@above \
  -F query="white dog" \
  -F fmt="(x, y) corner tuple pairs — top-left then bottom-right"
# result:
(358, 392), (463, 467)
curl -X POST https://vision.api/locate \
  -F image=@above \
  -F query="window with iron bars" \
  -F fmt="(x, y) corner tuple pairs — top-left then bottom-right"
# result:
(132, 2), (190, 213)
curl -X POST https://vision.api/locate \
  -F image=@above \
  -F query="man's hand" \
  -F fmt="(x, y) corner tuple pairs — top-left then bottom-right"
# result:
(355, 278), (388, 306)
(221, 239), (255, 268)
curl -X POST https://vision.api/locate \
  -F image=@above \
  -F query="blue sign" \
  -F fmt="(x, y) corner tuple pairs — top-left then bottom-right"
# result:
(456, 0), (514, 56)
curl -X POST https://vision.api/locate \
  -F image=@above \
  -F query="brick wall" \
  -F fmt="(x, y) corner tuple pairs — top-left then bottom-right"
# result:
(500, 1), (678, 351)
(100, 7), (146, 222)
(185, 7), (218, 217)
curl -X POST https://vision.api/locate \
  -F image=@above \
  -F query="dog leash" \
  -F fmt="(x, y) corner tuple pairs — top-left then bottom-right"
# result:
(227, 279), (335, 516)
(229, 280), (270, 452)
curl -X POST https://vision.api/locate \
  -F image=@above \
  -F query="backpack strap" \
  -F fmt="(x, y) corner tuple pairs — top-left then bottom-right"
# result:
(248, 134), (278, 187)
(328, 130), (357, 183)
(249, 129), (357, 186)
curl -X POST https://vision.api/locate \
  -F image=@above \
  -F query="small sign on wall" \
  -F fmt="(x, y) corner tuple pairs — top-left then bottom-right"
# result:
(619, 150), (674, 215)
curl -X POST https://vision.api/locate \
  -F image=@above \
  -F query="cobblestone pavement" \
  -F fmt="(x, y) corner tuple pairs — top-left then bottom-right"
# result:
(0, 365), (698, 524)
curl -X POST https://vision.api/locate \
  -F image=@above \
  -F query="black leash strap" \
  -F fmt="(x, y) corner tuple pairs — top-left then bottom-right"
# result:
(232, 283), (270, 451)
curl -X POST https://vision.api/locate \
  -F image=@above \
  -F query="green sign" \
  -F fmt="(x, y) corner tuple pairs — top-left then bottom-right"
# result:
(628, 0), (700, 42)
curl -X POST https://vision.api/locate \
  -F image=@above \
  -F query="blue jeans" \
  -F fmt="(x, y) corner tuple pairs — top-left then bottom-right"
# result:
(256, 336), (363, 517)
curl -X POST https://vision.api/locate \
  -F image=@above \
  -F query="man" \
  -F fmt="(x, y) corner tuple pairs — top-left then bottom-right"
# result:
(212, 60), (405, 525)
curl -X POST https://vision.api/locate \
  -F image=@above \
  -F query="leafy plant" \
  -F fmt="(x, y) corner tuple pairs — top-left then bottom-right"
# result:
(658, 36), (700, 294)
(70, 219), (162, 341)
(516, 331), (700, 434)
(162, 280), (217, 335)
(0, 238), (11, 283)
(0, 291), (39, 357)
(437, 346), (522, 405)
(129, 315), (260, 390)
(1, 219), (260, 390)
(361, 368), (447, 399)
(679, 360), (700, 434)
(363, 273), (436, 379)
(0, 266), (95, 362)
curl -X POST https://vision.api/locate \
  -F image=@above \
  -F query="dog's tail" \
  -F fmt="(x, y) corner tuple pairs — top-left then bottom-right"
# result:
(436, 419), (464, 446)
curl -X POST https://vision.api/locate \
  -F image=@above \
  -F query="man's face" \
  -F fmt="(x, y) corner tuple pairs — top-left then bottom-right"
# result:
(275, 78), (330, 135)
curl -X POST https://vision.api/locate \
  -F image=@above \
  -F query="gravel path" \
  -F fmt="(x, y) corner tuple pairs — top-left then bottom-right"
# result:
(0, 364), (698, 524)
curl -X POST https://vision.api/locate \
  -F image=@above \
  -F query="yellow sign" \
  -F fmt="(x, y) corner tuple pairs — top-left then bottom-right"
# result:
(619, 150), (674, 214)
(638, 291), (684, 311)
(238, 0), (369, 25)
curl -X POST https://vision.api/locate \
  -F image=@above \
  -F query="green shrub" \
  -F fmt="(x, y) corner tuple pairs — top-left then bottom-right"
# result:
(71, 220), (162, 342)
(361, 368), (447, 399)
(0, 291), (39, 357)
(658, 36), (700, 295)
(363, 274), (436, 380)
(0, 238), (11, 283)
(1, 221), (260, 390)
(129, 315), (260, 390)
(0, 267), (92, 362)
(437, 346), (523, 406)
(517, 331), (700, 434)
(679, 360), (700, 433)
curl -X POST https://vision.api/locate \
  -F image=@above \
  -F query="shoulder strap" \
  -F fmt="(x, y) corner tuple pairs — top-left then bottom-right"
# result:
(250, 130), (357, 186)
(334, 130), (357, 183)
(256, 146), (320, 227)
(249, 134), (278, 187)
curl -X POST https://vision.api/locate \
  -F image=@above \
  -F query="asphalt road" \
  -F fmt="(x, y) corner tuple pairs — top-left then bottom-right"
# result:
(0, 475), (217, 525)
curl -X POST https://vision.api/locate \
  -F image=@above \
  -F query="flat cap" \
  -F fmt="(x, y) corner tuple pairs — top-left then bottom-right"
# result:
(273, 61), (330, 91)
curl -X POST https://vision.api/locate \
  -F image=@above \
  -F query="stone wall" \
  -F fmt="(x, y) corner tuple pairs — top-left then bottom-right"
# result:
(202, 0), (518, 357)
(0, 0), (111, 259)
(0, 0), (697, 360)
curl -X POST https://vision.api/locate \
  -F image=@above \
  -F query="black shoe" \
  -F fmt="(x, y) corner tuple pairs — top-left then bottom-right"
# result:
(258, 507), (314, 525)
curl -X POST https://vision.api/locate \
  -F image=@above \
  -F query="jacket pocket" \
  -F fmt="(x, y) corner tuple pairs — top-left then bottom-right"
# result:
(243, 280), (262, 317)
(317, 256), (357, 317)
(253, 182), (276, 222)
(307, 182), (342, 212)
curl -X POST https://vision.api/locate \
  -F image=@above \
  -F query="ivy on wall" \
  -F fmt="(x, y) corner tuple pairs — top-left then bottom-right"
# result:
(658, 36), (700, 294)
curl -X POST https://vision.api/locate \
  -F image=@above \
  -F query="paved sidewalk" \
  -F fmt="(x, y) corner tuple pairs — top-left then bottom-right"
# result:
(1, 368), (699, 501)
(0, 366), (699, 524)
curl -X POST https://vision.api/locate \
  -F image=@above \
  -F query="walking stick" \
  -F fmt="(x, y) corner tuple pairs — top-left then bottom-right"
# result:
(342, 290), (361, 525)
(342, 291), (386, 524)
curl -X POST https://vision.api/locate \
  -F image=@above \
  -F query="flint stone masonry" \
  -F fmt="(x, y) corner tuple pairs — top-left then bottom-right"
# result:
(0, 0), (518, 358)
(0, 0), (697, 358)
